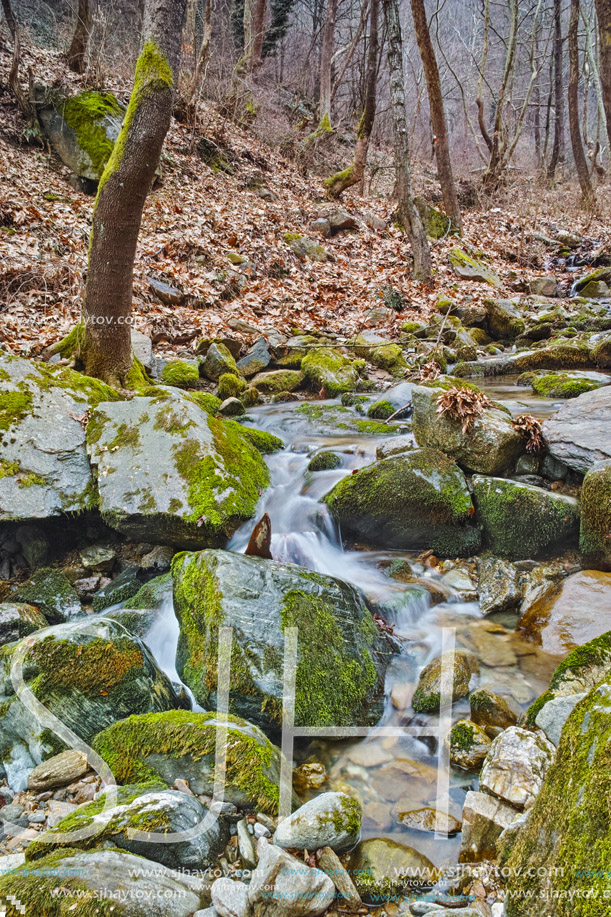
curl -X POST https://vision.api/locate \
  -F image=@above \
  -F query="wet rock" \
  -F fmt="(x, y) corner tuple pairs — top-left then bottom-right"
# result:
(201, 343), (238, 381)
(412, 386), (522, 475)
(394, 807), (461, 836)
(212, 877), (251, 917)
(529, 370), (609, 399)
(543, 386), (611, 473)
(172, 549), (389, 730)
(376, 435), (416, 460)
(86, 390), (268, 548)
(534, 693), (586, 746)
(11, 567), (82, 623)
(472, 476), (580, 560)
(479, 727), (555, 810)
(0, 353), (118, 522)
(325, 448), (481, 557)
(530, 277), (558, 297)
(79, 545), (117, 575)
(485, 299), (525, 341)
(447, 719), (492, 770)
(302, 349), (361, 396)
(237, 339), (271, 377)
(317, 845), (361, 908)
(478, 557), (522, 615)
(249, 839), (335, 916)
(441, 568), (477, 600)
(251, 369), (304, 394)
(469, 689), (518, 732)
(517, 571), (611, 656)
(0, 603), (48, 645)
(91, 565), (144, 612)
(412, 651), (479, 714)
(459, 790), (518, 862)
(449, 249), (501, 286)
(307, 451), (342, 471)
(27, 750), (90, 791)
(149, 276), (185, 306)
(0, 847), (210, 916)
(593, 333), (611, 368)
(580, 459), (611, 570)
(347, 838), (439, 901)
(273, 792), (361, 853)
(92, 710), (284, 814)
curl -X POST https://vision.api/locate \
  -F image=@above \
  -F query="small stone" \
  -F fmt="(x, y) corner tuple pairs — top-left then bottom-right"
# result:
(478, 557), (522, 616)
(273, 792), (361, 853)
(317, 846), (362, 909)
(311, 219), (331, 237)
(530, 277), (558, 297)
(131, 329), (153, 372)
(237, 818), (257, 868)
(469, 688), (518, 731)
(139, 544), (175, 570)
(28, 751), (90, 792)
(46, 799), (78, 828)
(212, 877), (251, 917)
(446, 720), (492, 771)
(253, 822), (270, 838)
(237, 338), (271, 377)
(459, 790), (519, 862)
(220, 397), (246, 416)
(201, 342), (238, 381)
(79, 545), (117, 575)
(148, 276), (184, 305)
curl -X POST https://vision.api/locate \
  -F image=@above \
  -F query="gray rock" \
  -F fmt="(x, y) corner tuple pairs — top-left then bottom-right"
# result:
(362, 212), (386, 231)
(212, 878), (251, 917)
(288, 236), (329, 262)
(219, 397), (245, 416)
(449, 249), (501, 286)
(80, 544), (117, 574)
(479, 727), (555, 810)
(38, 90), (124, 180)
(486, 299), (525, 341)
(273, 792), (361, 853)
(249, 840), (335, 917)
(237, 818), (257, 867)
(86, 390), (268, 548)
(148, 276), (185, 305)
(173, 550), (390, 730)
(376, 435), (416, 460)
(27, 750), (90, 791)
(0, 352), (118, 522)
(346, 837), (439, 901)
(131, 329), (154, 372)
(534, 692), (586, 746)
(310, 219), (331, 237)
(530, 277), (558, 297)
(201, 343), (238, 381)
(0, 602), (47, 644)
(543, 386), (611, 473)
(478, 557), (522, 615)
(459, 790), (519, 862)
(317, 846), (361, 909)
(469, 688), (518, 731)
(327, 211), (358, 233)
(237, 339), (271, 377)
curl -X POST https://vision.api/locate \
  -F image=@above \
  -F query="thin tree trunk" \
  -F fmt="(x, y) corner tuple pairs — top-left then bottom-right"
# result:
(318, 0), (338, 129)
(548, 0), (564, 180)
(83, 0), (188, 384)
(184, 0), (213, 108)
(242, 0), (266, 71)
(595, 0), (611, 150)
(410, 0), (461, 231)
(382, 0), (431, 283)
(325, 0), (378, 197)
(568, 0), (595, 204)
(67, 0), (92, 73)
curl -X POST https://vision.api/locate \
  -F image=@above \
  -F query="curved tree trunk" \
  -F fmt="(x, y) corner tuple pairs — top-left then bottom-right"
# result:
(82, 0), (188, 385)
(325, 0), (378, 197)
(382, 0), (431, 283)
(410, 0), (461, 232)
(67, 0), (92, 74)
(595, 0), (611, 150)
(1, 0), (41, 138)
(547, 0), (565, 180)
(568, 0), (595, 206)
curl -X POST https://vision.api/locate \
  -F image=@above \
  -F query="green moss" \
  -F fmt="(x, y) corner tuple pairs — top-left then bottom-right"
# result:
(284, 232), (302, 242)
(123, 572), (172, 610)
(92, 709), (280, 813)
(524, 689), (554, 726)
(124, 356), (150, 393)
(160, 360), (199, 388)
(449, 721), (476, 751)
(367, 400), (394, 420)
(62, 92), (123, 178)
(308, 451), (342, 471)
(341, 393), (368, 410)
(0, 457), (19, 477)
(323, 165), (354, 194)
(530, 372), (600, 399)
(301, 348), (360, 396)
(225, 422), (284, 454)
(188, 391), (222, 414)
(0, 390), (33, 432)
(48, 321), (86, 359)
(412, 688), (441, 715)
(218, 373), (246, 400)
(18, 470), (46, 488)
(580, 461), (611, 567)
(107, 421), (140, 450)
(25, 362), (121, 406)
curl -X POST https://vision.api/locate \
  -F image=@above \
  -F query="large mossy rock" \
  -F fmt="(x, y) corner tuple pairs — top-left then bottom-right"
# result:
(543, 386), (611, 473)
(0, 352), (119, 522)
(449, 248), (501, 286)
(580, 460), (611, 570)
(324, 449), (481, 557)
(0, 618), (179, 790)
(412, 385), (522, 474)
(503, 675), (611, 916)
(172, 549), (389, 729)
(11, 567), (82, 622)
(86, 390), (269, 548)
(485, 298), (525, 341)
(472, 476), (580, 559)
(516, 570), (611, 657)
(39, 90), (125, 181)
(26, 784), (228, 871)
(302, 349), (362, 395)
(529, 370), (609, 399)
(0, 847), (210, 917)
(92, 710), (283, 814)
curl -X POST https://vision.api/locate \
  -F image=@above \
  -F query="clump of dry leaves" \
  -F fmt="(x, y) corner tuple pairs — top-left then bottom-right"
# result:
(436, 386), (493, 433)
(417, 360), (442, 382)
(513, 413), (544, 453)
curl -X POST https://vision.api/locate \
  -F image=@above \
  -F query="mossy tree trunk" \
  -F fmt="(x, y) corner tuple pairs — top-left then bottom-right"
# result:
(67, 0), (92, 74)
(410, 0), (462, 233)
(568, 0), (595, 207)
(82, 0), (188, 386)
(382, 0), (432, 283)
(325, 0), (378, 198)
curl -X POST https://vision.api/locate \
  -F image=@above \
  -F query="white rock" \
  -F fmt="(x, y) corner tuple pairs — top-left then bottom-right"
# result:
(212, 878), (251, 917)
(273, 792), (361, 853)
(249, 842), (335, 917)
(534, 693), (586, 746)
(479, 726), (555, 809)
(459, 790), (519, 862)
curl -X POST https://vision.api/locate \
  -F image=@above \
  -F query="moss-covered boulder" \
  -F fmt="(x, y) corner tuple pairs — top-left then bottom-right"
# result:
(512, 339), (594, 372)
(160, 359), (199, 388)
(412, 385), (522, 475)
(0, 352), (119, 522)
(593, 333), (611, 368)
(218, 372), (247, 400)
(0, 847), (210, 917)
(106, 572), (173, 637)
(251, 369), (304, 394)
(472, 476), (580, 559)
(26, 784), (228, 871)
(11, 567), (82, 622)
(503, 675), (611, 916)
(347, 838), (439, 901)
(485, 298), (525, 341)
(449, 248), (501, 286)
(308, 451), (342, 471)
(86, 389), (268, 548)
(325, 449), (480, 556)
(573, 266), (611, 294)
(200, 342), (238, 381)
(92, 709), (283, 813)
(470, 688), (518, 730)
(294, 403), (403, 436)
(412, 650), (479, 714)
(0, 618), (179, 790)
(172, 549), (390, 730)
(302, 349), (362, 395)
(446, 719), (491, 770)
(415, 197), (456, 239)
(579, 460), (611, 571)
(516, 570), (611, 658)
(529, 370), (608, 399)
(543, 385), (611, 473)
(39, 90), (125, 181)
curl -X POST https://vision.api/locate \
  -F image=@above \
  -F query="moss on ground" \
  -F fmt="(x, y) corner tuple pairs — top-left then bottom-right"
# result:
(160, 360), (199, 388)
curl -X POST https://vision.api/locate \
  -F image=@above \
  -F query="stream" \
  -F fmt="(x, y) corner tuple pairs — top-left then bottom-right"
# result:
(143, 377), (596, 875)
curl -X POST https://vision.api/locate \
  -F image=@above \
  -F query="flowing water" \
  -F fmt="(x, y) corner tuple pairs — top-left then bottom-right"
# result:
(142, 384), (589, 873)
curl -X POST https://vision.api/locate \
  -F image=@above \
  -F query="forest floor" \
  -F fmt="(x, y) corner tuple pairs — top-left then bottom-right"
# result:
(1, 44), (611, 361)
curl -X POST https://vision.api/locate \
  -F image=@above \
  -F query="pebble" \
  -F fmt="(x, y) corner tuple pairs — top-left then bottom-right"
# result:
(236, 818), (257, 868)
(253, 822), (270, 839)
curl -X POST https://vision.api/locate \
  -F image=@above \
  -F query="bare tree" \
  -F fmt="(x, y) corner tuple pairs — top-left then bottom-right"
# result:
(382, 0), (431, 283)
(410, 0), (461, 231)
(182, 0), (214, 111)
(595, 0), (611, 150)
(242, 0), (267, 71)
(318, 0), (338, 129)
(82, 0), (189, 384)
(325, 0), (379, 196)
(547, 0), (565, 180)
(1, 0), (41, 138)
(568, 0), (595, 204)
(67, 0), (93, 73)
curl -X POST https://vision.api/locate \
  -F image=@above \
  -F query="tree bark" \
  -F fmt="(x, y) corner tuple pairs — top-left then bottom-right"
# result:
(82, 0), (188, 385)
(548, 0), (565, 180)
(67, 0), (92, 73)
(382, 0), (431, 283)
(1, 0), (40, 136)
(242, 0), (267, 71)
(325, 0), (378, 197)
(318, 0), (338, 129)
(183, 0), (213, 109)
(568, 0), (595, 205)
(410, 0), (461, 231)
(595, 0), (611, 149)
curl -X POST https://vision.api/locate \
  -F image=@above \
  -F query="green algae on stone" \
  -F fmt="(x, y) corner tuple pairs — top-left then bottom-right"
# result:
(301, 348), (361, 396)
(580, 460), (611, 570)
(308, 451), (342, 471)
(217, 372), (247, 400)
(160, 360), (199, 388)
(530, 372), (603, 399)
(188, 391), (222, 414)
(367, 400), (395, 420)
